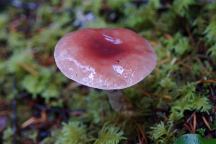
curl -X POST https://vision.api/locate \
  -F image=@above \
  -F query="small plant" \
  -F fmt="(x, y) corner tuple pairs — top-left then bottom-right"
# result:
(170, 83), (212, 121)
(94, 124), (126, 144)
(56, 121), (88, 144)
(150, 122), (175, 144)
(53, 122), (125, 144)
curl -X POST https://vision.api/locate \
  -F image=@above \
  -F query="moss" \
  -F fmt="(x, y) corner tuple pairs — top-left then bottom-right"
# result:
(0, 0), (215, 144)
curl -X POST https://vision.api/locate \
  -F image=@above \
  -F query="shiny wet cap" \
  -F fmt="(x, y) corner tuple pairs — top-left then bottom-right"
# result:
(54, 28), (157, 90)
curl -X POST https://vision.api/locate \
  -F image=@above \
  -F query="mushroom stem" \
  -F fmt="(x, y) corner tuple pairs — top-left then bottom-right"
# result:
(106, 90), (134, 115)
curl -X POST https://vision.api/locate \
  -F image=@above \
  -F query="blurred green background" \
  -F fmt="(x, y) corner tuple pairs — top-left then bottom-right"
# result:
(0, 0), (216, 144)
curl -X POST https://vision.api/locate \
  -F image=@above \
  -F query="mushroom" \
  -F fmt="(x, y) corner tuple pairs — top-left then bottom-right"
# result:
(54, 28), (157, 112)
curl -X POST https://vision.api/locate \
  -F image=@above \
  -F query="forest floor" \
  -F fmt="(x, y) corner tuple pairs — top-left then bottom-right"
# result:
(0, 0), (216, 144)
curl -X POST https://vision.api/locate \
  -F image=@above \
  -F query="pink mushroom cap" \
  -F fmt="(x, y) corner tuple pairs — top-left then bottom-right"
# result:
(54, 28), (157, 90)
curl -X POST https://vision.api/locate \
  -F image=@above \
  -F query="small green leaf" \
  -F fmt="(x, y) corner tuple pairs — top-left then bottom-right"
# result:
(175, 134), (216, 144)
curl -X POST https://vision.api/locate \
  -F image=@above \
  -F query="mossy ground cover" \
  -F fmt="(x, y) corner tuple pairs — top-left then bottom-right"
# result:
(0, 0), (215, 144)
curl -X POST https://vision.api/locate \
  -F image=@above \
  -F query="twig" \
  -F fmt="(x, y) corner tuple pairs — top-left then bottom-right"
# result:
(192, 113), (197, 133)
(21, 111), (47, 128)
(202, 116), (212, 131)
(184, 123), (192, 133)
(184, 112), (197, 133)
(196, 79), (216, 84)
(136, 124), (148, 144)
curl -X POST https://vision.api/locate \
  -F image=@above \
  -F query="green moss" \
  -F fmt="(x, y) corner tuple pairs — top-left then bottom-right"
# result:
(0, 0), (216, 143)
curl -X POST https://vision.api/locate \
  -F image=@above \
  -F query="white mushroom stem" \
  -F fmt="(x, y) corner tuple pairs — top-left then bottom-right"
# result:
(105, 90), (134, 115)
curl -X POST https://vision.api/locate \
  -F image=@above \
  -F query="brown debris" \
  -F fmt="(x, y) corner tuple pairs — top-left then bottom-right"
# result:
(21, 111), (47, 129)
